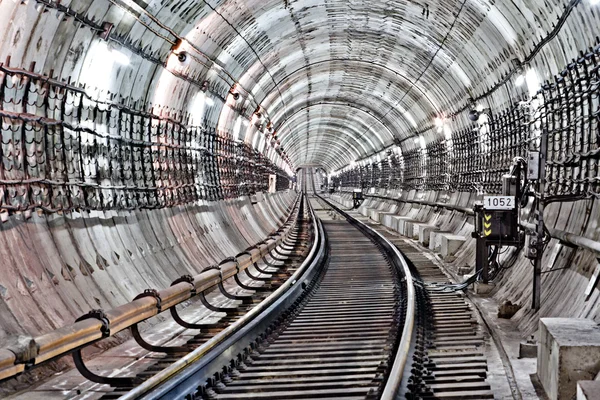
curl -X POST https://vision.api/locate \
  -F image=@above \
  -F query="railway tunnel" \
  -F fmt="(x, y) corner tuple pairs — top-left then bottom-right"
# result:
(0, 0), (600, 399)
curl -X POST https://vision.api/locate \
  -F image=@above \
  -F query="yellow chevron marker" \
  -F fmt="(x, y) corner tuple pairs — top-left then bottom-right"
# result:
(484, 214), (492, 222)
(484, 229), (492, 236)
(484, 221), (492, 229)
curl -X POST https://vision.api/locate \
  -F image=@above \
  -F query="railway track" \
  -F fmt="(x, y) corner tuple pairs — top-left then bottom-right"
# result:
(117, 169), (500, 400)
(124, 172), (414, 399)
(381, 237), (494, 399)
(200, 214), (404, 399)
(100, 208), (313, 399)
(333, 200), (496, 399)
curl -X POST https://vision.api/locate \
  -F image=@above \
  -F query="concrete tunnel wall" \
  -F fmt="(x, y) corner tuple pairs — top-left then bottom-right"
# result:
(0, 191), (296, 345)
(0, 0), (600, 388)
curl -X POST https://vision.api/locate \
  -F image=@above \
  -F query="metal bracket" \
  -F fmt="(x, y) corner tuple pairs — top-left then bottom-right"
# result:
(73, 348), (142, 387)
(198, 287), (239, 314)
(75, 309), (110, 337)
(130, 323), (189, 354)
(243, 267), (271, 282)
(267, 249), (288, 262)
(134, 289), (162, 313)
(72, 310), (141, 387)
(169, 275), (218, 330)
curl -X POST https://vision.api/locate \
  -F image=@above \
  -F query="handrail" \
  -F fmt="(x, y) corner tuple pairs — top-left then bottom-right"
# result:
(520, 220), (600, 256)
(122, 194), (323, 399)
(337, 191), (600, 256)
(0, 194), (303, 382)
(316, 193), (415, 399)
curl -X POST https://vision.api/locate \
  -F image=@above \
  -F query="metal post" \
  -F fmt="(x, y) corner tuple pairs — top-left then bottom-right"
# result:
(473, 204), (489, 283)
(532, 131), (548, 311)
(477, 235), (489, 284)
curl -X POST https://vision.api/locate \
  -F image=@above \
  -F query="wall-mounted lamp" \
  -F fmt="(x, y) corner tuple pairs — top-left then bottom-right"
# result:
(512, 58), (526, 86)
(467, 98), (491, 122)
(515, 73), (525, 86)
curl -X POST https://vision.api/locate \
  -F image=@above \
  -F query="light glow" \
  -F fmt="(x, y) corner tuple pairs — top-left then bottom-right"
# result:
(111, 49), (130, 66)
(525, 69), (541, 98)
(79, 41), (130, 99)
(515, 74), (525, 86)
(434, 117), (445, 127)
(190, 92), (207, 125)
(443, 125), (452, 140)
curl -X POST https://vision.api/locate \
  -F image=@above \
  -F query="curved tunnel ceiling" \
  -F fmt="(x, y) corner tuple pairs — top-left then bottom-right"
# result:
(3, 0), (596, 172)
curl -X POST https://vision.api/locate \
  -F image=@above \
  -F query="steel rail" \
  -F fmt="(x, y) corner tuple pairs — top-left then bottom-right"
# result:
(0, 194), (302, 382)
(131, 170), (413, 398)
(315, 193), (416, 399)
(121, 193), (324, 399)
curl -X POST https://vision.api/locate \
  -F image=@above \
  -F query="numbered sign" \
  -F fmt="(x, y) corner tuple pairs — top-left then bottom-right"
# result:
(483, 196), (515, 210)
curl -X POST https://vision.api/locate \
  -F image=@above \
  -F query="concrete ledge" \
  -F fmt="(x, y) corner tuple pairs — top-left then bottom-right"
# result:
(419, 225), (440, 246)
(578, 381), (600, 400)
(397, 217), (417, 237)
(538, 318), (600, 400)
(429, 230), (448, 252)
(379, 213), (399, 228)
(410, 222), (431, 240)
(440, 234), (467, 258)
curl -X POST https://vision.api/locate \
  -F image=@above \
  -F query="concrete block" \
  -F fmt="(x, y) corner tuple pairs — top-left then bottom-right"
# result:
(429, 230), (446, 252)
(578, 381), (600, 400)
(419, 225), (440, 246)
(538, 318), (600, 400)
(387, 216), (404, 233)
(473, 282), (494, 294)
(411, 223), (425, 240)
(519, 339), (538, 358)
(440, 234), (466, 258)
(405, 222), (419, 239)
(381, 214), (395, 229)
(397, 218), (417, 237)
(369, 209), (381, 222)
(378, 213), (397, 228)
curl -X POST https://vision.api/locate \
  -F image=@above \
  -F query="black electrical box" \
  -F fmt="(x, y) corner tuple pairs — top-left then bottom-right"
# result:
(352, 191), (363, 200)
(481, 209), (519, 243)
